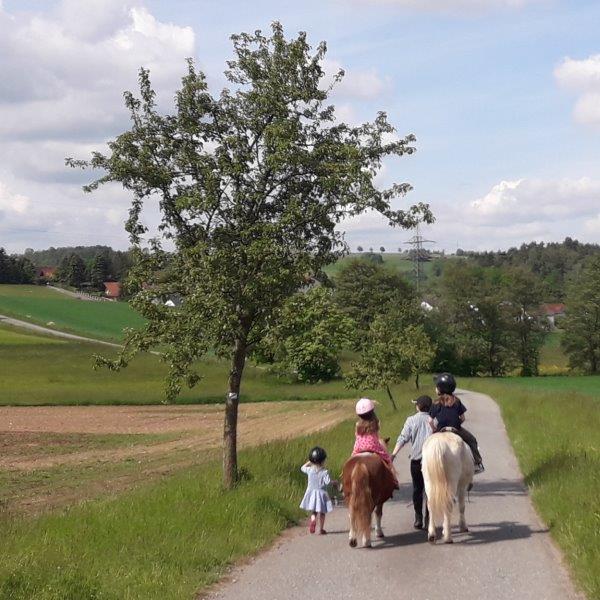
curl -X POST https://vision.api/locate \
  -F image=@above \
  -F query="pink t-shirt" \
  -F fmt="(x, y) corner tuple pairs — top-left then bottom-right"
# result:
(352, 432), (392, 464)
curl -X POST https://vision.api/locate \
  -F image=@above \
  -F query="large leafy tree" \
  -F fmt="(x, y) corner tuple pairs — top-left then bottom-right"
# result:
(68, 23), (432, 487)
(504, 266), (547, 376)
(334, 258), (413, 345)
(256, 286), (354, 382)
(561, 256), (600, 373)
(438, 263), (514, 376)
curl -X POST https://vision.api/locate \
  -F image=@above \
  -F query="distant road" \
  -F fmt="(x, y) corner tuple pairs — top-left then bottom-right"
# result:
(0, 314), (121, 348)
(206, 390), (583, 600)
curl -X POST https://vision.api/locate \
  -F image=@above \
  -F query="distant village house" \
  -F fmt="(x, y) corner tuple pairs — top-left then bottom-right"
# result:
(103, 281), (122, 299)
(540, 303), (566, 329)
(37, 266), (57, 279)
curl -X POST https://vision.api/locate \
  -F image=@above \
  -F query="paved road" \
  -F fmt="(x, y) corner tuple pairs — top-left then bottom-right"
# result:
(206, 390), (583, 600)
(0, 314), (121, 348)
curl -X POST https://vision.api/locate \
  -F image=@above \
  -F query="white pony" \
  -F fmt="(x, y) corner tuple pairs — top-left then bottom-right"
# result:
(422, 431), (474, 544)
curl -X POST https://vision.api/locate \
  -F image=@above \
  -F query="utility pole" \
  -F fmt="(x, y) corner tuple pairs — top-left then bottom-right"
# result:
(404, 224), (435, 294)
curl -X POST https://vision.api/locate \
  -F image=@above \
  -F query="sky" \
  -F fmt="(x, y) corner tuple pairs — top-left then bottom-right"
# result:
(1, 0), (599, 254)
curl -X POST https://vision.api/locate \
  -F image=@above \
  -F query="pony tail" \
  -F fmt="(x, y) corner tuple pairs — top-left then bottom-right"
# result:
(350, 462), (373, 542)
(422, 437), (453, 522)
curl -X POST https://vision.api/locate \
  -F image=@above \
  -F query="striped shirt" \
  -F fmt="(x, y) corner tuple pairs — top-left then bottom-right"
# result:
(395, 412), (432, 461)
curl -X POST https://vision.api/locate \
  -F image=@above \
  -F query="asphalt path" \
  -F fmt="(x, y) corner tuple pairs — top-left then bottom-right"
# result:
(206, 390), (583, 600)
(0, 314), (121, 348)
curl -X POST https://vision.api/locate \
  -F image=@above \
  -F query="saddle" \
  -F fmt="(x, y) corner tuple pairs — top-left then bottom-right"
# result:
(439, 426), (461, 436)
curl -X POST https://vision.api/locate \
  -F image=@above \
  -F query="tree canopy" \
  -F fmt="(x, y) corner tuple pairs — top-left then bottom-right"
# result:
(69, 22), (432, 487)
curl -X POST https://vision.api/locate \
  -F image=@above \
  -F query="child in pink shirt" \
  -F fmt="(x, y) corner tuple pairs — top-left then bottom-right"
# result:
(352, 398), (395, 468)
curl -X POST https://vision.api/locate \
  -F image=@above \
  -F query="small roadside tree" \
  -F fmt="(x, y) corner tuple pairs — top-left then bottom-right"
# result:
(68, 23), (432, 487)
(346, 303), (433, 408)
(561, 256), (600, 373)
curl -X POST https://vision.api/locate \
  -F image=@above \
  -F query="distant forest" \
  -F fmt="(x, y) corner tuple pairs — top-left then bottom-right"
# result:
(461, 238), (600, 301)
(1, 238), (598, 302)
(23, 245), (133, 277)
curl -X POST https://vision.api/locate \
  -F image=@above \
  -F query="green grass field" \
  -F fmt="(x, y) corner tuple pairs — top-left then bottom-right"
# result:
(0, 390), (413, 600)
(465, 376), (599, 598)
(0, 324), (364, 406)
(324, 252), (431, 278)
(0, 285), (144, 342)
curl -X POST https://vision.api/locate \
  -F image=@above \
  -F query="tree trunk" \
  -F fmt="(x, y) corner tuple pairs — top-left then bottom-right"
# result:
(223, 337), (247, 489)
(415, 372), (420, 389)
(385, 385), (398, 411)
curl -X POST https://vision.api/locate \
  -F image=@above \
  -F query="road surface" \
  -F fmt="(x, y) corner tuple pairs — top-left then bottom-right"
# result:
(205, 390), (583, 600)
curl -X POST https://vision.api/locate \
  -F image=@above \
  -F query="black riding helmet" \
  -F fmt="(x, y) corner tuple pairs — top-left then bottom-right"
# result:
(308, 446), (327, 464)
(435, 372), (457, 395)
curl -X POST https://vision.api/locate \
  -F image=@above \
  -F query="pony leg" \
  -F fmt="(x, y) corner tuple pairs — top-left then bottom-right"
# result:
(426, 499), (436, 543)
(348, 511), (357, 547)
(458, 488), (468, 533)
(374, 504), (384, 538)
(442, 509), (452, 544)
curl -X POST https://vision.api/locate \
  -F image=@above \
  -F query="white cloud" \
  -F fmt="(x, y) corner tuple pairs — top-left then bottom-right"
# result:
(555, 54), (600, 126)
(0, 1), (195, 252)
(469, 177), (600, 224)
(0, 182), (30, 215)
(340, 176), (600, 252)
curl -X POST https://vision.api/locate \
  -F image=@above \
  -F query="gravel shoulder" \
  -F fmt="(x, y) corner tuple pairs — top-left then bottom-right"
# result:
(204, 390), (584, 600)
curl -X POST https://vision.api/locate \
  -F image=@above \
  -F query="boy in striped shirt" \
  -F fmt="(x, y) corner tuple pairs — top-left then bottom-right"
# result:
(391, 395), (433, 530)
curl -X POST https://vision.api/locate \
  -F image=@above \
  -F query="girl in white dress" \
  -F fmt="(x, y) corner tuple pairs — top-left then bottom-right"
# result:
(300, 446), (335, 534)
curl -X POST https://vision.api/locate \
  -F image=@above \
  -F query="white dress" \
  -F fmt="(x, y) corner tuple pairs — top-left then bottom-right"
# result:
(299, 465), (333, 513)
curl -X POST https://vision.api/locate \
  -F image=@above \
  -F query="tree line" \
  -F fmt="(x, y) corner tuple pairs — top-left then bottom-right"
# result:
(0, 248), (35, 283)
(464, 237), (600, 301)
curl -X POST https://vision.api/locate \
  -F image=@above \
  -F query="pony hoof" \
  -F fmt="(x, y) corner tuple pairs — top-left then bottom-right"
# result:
(460, 527), (469, 533)
(349, 539), (357, 548)
(428, 535), (436, 543)
(376, 532), (385, 539)
(444, 539), (454, 544)
(364, 542), (372, 548)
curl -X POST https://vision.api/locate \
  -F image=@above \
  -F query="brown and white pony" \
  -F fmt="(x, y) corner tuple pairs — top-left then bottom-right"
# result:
(422, 431), (474, 544)
(342, 452), (396, 548)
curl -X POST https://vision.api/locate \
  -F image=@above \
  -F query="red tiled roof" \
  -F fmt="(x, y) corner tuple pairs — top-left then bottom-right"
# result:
(38, 266), (57, 278)
(104, 282), (122, 298)
(540, 303), (566, 315)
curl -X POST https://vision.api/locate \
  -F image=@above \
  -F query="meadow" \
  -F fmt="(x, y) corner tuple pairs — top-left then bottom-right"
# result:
(0, 285), (144, 342)
(464, 376), (600, 599)
(0, 322), (361, 406)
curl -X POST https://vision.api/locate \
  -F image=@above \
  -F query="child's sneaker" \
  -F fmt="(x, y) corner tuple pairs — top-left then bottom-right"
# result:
(474, 463), (485, 474)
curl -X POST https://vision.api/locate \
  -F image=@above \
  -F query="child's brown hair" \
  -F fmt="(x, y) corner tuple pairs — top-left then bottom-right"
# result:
(356, 410), (380, 435)
(438, 393), (457, 407)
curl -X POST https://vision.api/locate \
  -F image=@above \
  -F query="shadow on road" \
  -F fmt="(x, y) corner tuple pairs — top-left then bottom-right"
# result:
(373, 519), (549, 549)
(468, 478), (528, 497)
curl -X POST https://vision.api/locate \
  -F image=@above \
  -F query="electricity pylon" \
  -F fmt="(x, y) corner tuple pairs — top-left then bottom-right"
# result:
(404, 225), (435, 294)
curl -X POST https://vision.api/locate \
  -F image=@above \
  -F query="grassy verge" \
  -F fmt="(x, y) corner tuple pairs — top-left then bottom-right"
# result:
(0, 395), (413, 600)
(465, 377), (600, 599)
